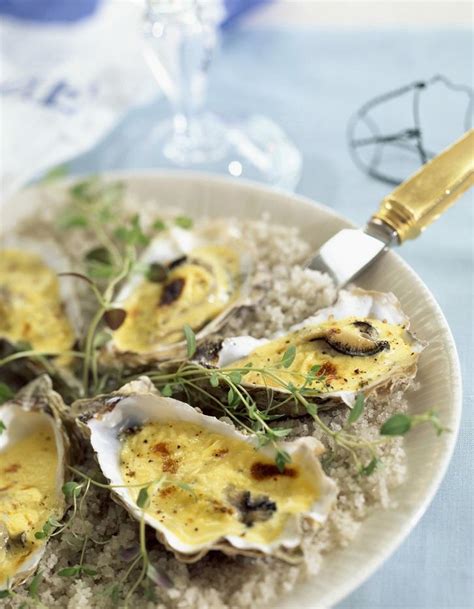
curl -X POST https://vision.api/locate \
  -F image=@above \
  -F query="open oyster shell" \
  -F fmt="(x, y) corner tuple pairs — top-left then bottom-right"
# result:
(75, 378), (337, 563)
(0, 241), (83, 392)
(100, 225), (253, 367)
(196, 288), (425, 416)
(0, 376), (69, 590)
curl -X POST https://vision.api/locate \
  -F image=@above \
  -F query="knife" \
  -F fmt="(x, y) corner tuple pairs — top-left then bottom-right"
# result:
(306, 129), (474, 288)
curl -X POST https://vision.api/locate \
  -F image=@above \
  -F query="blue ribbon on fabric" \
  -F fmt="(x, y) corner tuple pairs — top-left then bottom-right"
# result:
(0, 0), (270, 24)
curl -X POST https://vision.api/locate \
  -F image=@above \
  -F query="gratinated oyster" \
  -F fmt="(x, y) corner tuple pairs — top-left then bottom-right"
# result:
(0, 376), (69, 590)
(101, 224), (253, 366)
(75, 378), (337, 563)
(0, 244), (80, 357)
(196, 288), (425, 415)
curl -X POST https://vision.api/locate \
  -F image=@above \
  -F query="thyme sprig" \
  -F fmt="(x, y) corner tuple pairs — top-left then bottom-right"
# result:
(146, 342), (447, 476)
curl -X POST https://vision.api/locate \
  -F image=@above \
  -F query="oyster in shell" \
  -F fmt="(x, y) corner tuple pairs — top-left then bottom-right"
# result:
(101, 225), (253, 367)
(0, 242), (81, 356)
(77, 378), (337, 563)
(0, 376), (69, 590)
(197, 288), (425, 415)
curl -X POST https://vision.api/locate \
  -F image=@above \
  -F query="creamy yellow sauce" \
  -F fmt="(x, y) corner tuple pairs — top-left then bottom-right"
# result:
(0, 249), (75, 354)
(113, 245), (241, 353)
(228, 317), (416, 393)
(120, 421), (318, 547)
(0, 419), (61, 583)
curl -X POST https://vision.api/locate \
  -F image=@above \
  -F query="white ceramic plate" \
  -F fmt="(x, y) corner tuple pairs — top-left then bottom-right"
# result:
(3, 172), (462, 609)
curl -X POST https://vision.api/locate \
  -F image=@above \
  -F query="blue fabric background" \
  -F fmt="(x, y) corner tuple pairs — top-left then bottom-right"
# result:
(68, 28), (473, 609)
(0, 0), (269, 24)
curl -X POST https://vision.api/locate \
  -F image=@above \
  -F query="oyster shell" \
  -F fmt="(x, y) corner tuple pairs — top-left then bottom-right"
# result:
(0, 376), (69, 590)
(78, 378), (337, 563)
(0, 241), (83, 395)
(197, 288), (425, 416)
(101, 225), (253, 367)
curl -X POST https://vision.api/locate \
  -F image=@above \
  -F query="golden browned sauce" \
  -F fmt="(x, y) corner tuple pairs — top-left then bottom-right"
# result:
(0, 419), (61, 583)
(228, 317), (416, 393)
(120, 421), (319, 547)
(0, 249), (75, 354)
(113, 245), (241, 353)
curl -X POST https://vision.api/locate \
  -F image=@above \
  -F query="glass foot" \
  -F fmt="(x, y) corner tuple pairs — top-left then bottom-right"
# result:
(144, 112), (302, 191)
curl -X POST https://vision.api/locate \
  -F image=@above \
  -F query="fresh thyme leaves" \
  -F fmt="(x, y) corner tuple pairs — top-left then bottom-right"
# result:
(115, 214), (150, 248)
(0, 382), (14, 404)
(381, 410), (447, 437)
(146, 359), (447, 476)
(183, 324), (197, 358)
(161, 384), (174, 397)
(359, 457), (380, 477)
(275, 450), (292, 473)
(0, 420), (6, 434)
(146, 262), (169, 283)
(27, 571), (42, 599)
(174, 215), (193, 229)
(380, 413), (411, 436)
(152, 218), (166, 231)
(281, 345), (296, 369)
(62, 481), (83, 500)
(41, 164), (69, 183)
(136, 487), (150, 509)
(347, 394), (365, 425)
(58, 537), (98, 578)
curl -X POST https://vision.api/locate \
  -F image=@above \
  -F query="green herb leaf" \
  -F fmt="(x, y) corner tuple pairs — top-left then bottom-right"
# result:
(146, 263), (169, 283)
(152, 218), (166, 231)
(183, 324), (196, 358)
(161, 384), (173, 397)
(0, 420), (6, 434)
(380, 413), (412, 436)
(0, 590), (12, 598)
(114, 214), (150, 247)
(62, 481), (82, 500)
(28, 571), (42, 598)
(174, 215), (193, 229)
(109, 584), (121, 606)
(86, 261), (117, 280)
(275, 450), (291, 473)
(85, 246), (112, 265)
(228, 371), (242, 385)
(227, 387), (241, 408)
(209, 373), (219, 388)
(58, 566), (81, 577)
(81, 566), (98, 577)
(348, 394), (365, 425)
(281, 345), (296, 368)
(69, 178), (99, 202)
(137, 487), (150, 509)
(34, 531), (46, 540)
(58, 212), (89, 230)
(360, 457), (379, 476)
(103, 308), (127, 331)
(305, 402), (318, 417)
(42, 164), (68, 183)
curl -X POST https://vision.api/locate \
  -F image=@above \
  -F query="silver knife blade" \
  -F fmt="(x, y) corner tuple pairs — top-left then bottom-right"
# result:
(306, 221), (398, 289)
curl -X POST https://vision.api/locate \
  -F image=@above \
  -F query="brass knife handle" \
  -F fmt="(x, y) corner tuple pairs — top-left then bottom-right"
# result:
(372, 129), (474, 243)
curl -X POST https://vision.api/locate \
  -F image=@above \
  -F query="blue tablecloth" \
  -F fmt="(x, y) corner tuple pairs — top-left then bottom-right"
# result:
(68, 28), (473, 609)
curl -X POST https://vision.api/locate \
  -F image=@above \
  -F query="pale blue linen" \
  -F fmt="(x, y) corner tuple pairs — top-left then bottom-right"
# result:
(68, 28), (473, 609)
